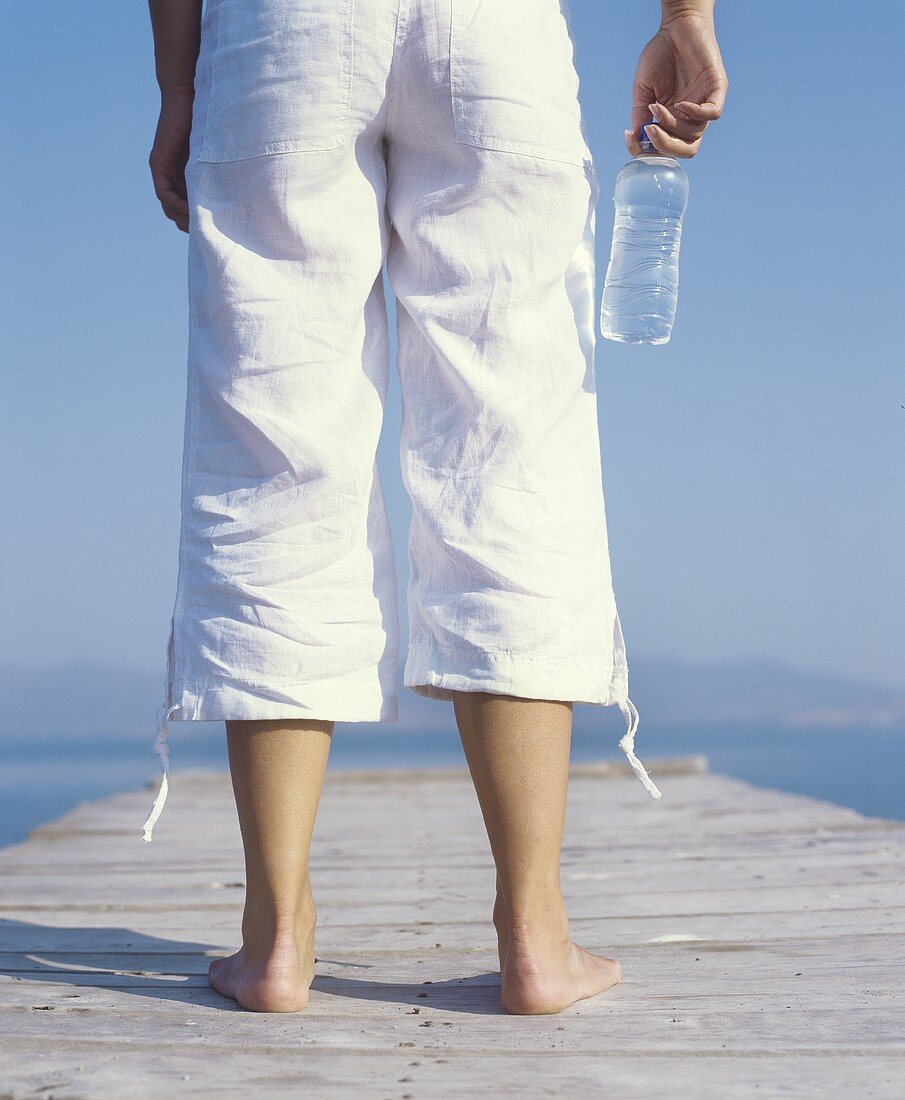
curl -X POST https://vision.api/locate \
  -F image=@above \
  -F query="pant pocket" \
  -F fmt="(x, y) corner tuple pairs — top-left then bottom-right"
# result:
(448, 0), (591, 168)
(195, 0), (354, 163)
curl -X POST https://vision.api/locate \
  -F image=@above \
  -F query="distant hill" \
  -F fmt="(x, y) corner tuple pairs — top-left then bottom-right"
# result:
(625, 658), (905, 730)
(0, 657), (903, 743)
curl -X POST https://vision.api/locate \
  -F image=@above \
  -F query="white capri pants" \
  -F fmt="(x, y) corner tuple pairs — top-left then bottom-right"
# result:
(141, 0), (662, 840)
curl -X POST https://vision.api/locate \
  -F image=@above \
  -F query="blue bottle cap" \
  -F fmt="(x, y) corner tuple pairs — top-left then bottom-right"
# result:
(638, 121), (657, 153)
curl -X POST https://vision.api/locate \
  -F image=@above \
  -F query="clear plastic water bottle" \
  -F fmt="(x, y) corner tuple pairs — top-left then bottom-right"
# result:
(600, 126), (690, 345)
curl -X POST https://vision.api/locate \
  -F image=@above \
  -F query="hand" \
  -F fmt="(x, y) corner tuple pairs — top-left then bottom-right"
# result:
(625, 12), (728, 159)
(149, 89), (194, 232)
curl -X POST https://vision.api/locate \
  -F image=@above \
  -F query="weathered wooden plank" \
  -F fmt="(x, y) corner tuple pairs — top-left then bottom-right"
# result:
(1, 1039), (903, 1100)
(2, 880), (903, 921)
(0, 909), (903, 950)
(2, 933), (902, 976)
(1, 962), (903, 1008)
(25, 815), (899, 854)
(4, 828), (901, 874)
(0, 993), (902, 1055)
(3, 849), (903, 896)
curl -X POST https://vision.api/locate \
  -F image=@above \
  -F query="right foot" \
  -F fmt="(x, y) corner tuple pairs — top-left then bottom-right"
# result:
(208, 906), (316, 1012)
(493, 894), (622, 1015)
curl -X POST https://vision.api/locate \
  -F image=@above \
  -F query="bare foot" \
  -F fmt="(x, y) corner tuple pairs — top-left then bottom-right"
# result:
(493, 893), (622, 1015)
(208, 907), (316, 1013)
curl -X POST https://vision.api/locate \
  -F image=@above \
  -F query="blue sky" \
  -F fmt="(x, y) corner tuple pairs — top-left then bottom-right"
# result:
(2, 1), (903, 689)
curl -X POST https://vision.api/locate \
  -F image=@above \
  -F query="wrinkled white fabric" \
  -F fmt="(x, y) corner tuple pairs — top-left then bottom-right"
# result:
(142, 0), (661, 841)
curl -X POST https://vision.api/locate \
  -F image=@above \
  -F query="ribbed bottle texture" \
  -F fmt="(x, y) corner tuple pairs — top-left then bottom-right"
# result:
(600, 152), (689, 345)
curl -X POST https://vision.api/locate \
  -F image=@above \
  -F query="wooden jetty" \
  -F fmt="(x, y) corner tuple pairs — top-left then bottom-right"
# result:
(1, 755), (903, 1098)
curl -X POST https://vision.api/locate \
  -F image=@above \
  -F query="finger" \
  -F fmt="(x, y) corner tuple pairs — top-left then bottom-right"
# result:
(677, 73), (728, 122)
(629, 100), (654, 145)
(672, 98), (724, 124)
(154, 183), (189, 217)
(150, 163), (189, 216)
(643, 123), (701, 159)
(648, 101), (707, 142)
(624, 127), (643, 156)
(163, 204), (190, 233)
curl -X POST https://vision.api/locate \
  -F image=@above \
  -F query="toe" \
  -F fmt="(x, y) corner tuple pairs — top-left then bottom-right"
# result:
(588, 953), (622, 995)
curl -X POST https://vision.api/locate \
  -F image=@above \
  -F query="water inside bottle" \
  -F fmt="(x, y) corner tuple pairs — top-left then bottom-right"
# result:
(600, 203), (684, 345)
(600, 153), (688, 345)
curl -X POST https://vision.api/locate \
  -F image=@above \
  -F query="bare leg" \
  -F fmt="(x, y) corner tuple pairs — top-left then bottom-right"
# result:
(208, 718), (333, 1012)
(452, 692), (622, 1015)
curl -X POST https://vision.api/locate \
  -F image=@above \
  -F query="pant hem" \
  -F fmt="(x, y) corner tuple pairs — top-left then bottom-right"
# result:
(403, 643), (628, 707)
(167, 679), (398, 724)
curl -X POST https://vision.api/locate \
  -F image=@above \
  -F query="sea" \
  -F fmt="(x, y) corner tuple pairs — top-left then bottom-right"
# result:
(1, 719), (903, 848)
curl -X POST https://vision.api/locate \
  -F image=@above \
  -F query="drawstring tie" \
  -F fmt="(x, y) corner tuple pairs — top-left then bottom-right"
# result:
(141, 703), (179, 842)
(618, 695), (662, 799)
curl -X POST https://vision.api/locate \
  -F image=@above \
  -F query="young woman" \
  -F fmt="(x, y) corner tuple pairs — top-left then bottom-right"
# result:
(145, 0), (727, 1015)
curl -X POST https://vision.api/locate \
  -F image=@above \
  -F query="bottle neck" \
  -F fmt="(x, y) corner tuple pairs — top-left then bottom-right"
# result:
(634, 151), (680, 167)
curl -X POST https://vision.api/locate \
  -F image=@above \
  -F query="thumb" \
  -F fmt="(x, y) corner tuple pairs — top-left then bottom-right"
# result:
(629, 95), (657, 143)
(626, 100), (655, 153)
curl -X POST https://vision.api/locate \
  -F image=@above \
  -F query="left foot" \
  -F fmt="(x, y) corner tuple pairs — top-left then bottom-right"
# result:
(493, 890), (622, 1015)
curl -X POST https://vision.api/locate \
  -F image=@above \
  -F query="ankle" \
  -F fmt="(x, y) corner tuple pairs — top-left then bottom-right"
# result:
(496, 893), (569, 940)
(241, 894), (317, 949)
